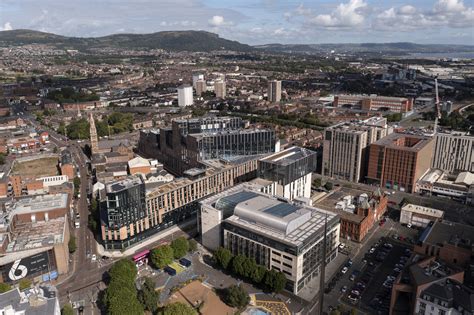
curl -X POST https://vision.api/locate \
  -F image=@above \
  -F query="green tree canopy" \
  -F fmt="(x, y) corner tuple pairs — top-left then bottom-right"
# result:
(68, 234), (76, 253)
(251, 265), (267, 284)
(61, 304), (74, 315)
(223, 285), (249, 308)
(214, 247), (233, 270)
(162, 302), (197, 315)
(313, 178), (322, 188)
(138, 277), (159, 314)
(151, 245), (174, 269)
(324, 182), (334, 191)
(264, 269), (287, 293)
(241, 257), (257, 279)
(171, 237), (189, 259)
(66, 118), (90, 140)
(108, 259), (137, 284)
(188, 239), (198, 252)
(0, 283), (11, 293)
(231, 255), (247, 277)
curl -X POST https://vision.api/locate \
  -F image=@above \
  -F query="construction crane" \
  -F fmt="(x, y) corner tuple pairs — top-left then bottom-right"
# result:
(433, 76), (442, 135)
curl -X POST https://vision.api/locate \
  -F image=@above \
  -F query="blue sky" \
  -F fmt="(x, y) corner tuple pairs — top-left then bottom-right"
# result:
(0, 0), (473, 44)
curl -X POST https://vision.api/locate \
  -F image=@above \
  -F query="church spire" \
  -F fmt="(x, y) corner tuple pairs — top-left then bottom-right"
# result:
(89, 113), (99, 155)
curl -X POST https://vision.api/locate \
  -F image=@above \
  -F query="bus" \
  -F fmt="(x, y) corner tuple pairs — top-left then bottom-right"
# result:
(133, 249), (150, 267)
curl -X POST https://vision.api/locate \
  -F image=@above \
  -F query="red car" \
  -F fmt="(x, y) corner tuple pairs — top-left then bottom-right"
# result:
(379, 220), (385, 226)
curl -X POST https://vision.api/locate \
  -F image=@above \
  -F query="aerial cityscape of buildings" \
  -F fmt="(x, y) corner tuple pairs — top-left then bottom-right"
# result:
(0, 19), (473, 315)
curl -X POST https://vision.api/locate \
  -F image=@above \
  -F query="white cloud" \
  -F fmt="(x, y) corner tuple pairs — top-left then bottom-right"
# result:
(0, 22), (13, 31)
(296, 0), (368, 28)
(374, 0), (474, 30)
(208, 15), (225, 27)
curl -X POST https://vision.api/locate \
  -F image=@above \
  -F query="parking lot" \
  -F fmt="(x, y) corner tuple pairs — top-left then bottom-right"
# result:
(341, 238), (412, 314)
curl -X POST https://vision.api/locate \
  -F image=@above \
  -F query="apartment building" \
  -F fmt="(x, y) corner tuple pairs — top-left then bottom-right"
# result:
(100, 155), (261, 250)
(214, 80), (226, 98)
(334, 94), (413, 113)
(322, 117), (391, 182)
(367, 133), (434, 193)
(268, 80), (282, 103)
(432, 132), (473, 172)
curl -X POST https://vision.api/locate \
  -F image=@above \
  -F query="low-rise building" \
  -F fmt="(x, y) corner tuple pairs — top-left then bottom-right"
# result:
(334, 94), (413, 113)
(400, 204), (444, 228)
(315, 186), (387, 242)
(416, 169), (474, 204)
(0, 286), (60, 314)
(414, 220), (474, 268)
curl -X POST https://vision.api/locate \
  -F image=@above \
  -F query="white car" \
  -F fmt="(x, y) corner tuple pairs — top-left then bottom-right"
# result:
(91, 254), (97, 262)
(369, 247), (376, 254)
(338, 243), (346, 250)
(341, 267), (349, 274)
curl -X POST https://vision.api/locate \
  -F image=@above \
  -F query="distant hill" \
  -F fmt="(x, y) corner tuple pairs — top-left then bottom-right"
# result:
(0, 29), (253, 52)
(255, 42), (474, 55)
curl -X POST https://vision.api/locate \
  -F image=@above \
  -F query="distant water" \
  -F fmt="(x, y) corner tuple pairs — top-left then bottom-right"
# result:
(399, 52), (474, 59)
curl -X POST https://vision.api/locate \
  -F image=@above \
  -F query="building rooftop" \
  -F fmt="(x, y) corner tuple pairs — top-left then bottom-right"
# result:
(259, 146), (316, 166)
(401, 204), (444, 219)
(5, 217), (66, 253)
(190, 128), (274, 139)
(106, 176), (143, 193)
(421, 220), (474, 250)
(372, 132), (433, 152)
(336, 94), (409, 101)
(4, 193), (69, 216)
(204, 184), (339, 247)
(0, 286), (59, 315)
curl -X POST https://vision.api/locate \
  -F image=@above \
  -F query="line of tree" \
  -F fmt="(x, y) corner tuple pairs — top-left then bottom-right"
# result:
(150, 237), (195, 269)
(103, 259), (144, 315)
(214, 247), (287, 294)
(47, 87), (99, 103)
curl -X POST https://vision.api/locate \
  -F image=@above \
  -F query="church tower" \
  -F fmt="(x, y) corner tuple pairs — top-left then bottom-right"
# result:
(89, 113), (99, 155)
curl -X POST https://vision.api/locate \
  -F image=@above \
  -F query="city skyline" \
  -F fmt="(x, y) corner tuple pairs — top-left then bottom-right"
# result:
(0, 0), (473, 45)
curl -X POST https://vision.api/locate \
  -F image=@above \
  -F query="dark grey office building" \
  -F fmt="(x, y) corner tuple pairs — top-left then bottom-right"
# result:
(100, 176), (147, 250)
(138, 116), (277, 175)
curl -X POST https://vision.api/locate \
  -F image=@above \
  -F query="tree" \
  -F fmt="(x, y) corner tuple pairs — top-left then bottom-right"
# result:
(150, 245), (174, 269)
(61, 304), (74, 315)
(162, 302), (197, 315)
(214, 247), (233, 270)
(263, 269), (287, 293)
(105, 259), (143, 315)
(188, 239), (198, 253)
(313, 178), (322, 188)
(251, 265), (267, 284)
(324, 182), (333, 191)
(138, 277), (159, 314)
(19, 278), (32, 291)
(68, 235), (77, 253)
(73, 177), (81, 198)
(241, 257), (257, 279)
(0, 153), (5, 165)
(0, 283), (11, 293)
(231, 255), (247, 277)
(171, 237), (189, 259)
(108, 259), (137, 284)
(223, 285), (249, 308)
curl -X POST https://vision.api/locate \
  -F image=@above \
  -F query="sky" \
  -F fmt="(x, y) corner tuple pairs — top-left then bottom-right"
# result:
(0, 0), (473, 45)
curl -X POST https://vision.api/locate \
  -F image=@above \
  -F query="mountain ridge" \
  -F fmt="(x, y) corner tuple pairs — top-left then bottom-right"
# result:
(1, 29), (473, 54)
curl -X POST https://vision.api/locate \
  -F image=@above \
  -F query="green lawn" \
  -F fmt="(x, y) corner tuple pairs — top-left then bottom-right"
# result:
(168, 261), (185, 274)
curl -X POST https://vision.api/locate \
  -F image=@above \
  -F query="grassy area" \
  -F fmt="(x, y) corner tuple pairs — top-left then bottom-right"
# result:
(168, 261), (185, 274)
(11, 157), (59, 177)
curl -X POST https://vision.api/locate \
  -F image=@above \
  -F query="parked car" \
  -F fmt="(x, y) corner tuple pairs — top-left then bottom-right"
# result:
(369, 247), (376, 254)
(341, 267), (349, 274)
(340, 285), (348, 293)
(179, 258), (191, 267)
(164, 266), (177, 276)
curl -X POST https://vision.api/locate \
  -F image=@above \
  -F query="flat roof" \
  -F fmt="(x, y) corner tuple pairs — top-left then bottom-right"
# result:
(6, 217), (65, 253)
(422, 220), (474, 249)
(259, 146), (316, 166)
(401, 204), (444, 218)
(106, 176), (142, 193)
(372, 132), (433, 152)
(6, 194), (69, 216)
(204, 184), (338, 247)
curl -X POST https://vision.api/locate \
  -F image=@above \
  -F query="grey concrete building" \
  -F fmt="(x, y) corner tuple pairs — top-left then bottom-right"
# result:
(432, 131), (473, 172)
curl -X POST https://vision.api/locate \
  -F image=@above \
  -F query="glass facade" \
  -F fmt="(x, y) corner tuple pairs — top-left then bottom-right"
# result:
(258, 149), (317, 185)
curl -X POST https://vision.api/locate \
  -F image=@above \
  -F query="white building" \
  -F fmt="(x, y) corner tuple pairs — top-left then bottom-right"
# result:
(177, 85), (193, 107)
(192, 73), (204, 89)
(400, 204), (444, 228)
(199, 184), (340, 295)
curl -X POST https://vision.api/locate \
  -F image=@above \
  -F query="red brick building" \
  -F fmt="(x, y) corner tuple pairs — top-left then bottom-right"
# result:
(367, 133), (434, 193)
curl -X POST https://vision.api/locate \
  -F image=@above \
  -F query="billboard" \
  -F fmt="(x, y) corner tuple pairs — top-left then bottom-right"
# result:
(2, 251), (50, 283)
